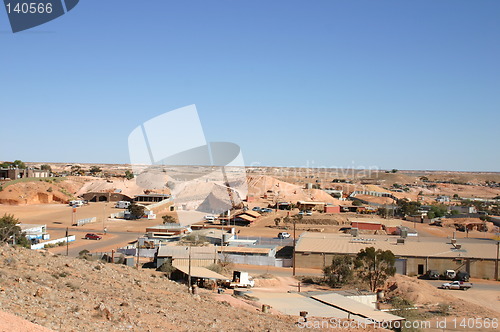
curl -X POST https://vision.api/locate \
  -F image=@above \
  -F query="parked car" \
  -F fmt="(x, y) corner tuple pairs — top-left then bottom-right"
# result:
(252, 207), (262, 212)
(440, 281), (473, 290)
(204, 215), (215, 221)
(305, 210), (313, 216)
(278, 232), (291, 239)
(425, 270), (440, 280)
(298, 211), (305, 216)
(442, 269), (456, 280)
(261, 208), (273, 213)
(84, 233), (102, 240)
(455, 271), (470, 282)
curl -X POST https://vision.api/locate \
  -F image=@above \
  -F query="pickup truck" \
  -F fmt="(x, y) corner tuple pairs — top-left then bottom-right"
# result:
(440, 281), (473, 291)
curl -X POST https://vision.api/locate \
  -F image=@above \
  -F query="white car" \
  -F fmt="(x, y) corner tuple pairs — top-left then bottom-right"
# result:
(204, 215), (215, 222)
(278, 232), (291, 239)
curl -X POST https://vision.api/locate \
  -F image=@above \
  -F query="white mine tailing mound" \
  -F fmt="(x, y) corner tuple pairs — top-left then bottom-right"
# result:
(247, 175), (344, 205)
(76, 178), (150, 198)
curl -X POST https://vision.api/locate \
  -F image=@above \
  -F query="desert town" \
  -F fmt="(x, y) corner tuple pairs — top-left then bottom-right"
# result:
(0, 161), (499, 331)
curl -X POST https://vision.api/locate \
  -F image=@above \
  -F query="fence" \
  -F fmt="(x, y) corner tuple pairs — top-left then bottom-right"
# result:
(74, 217), (96, 226)
(110, 211), (125, 219)
(117, 248), (157, 258)
(31, 235), (76, 250)
(221, 254), (292, 267)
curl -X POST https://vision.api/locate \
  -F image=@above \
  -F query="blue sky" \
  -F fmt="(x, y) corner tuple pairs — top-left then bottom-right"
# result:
(0, 0), (499, 171)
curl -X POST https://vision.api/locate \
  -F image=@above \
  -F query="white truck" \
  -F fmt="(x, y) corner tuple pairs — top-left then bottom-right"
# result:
(69, 200), (85, 207)
(229, 271), (255, 288)
(440, 281), (473, 291)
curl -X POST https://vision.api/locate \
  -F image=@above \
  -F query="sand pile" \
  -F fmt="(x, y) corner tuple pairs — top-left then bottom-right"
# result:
(76, 177), (148, 198)
(247, 175), (343, 205)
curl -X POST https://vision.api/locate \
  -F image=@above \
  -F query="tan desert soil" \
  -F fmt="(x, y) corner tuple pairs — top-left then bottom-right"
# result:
(385, 275), (500, 319)
(0, 310), (54, 332)
(0, 178), (84, 205)
(0, 244), (300, 332)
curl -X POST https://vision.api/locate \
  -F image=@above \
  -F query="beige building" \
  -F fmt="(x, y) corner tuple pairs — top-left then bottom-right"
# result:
(295, 232), (499, 280)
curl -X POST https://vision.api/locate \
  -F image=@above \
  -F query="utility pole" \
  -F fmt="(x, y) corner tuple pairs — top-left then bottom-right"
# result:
(293, 217), (296, 276)
(188, 245), (192, 293)
(66, 227), (69, 256)
(136, 237), (140, 269)
(495, 241), (499, 281)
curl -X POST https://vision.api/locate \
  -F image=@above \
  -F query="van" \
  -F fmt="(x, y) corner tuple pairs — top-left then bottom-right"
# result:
(115, 201), (131, 209)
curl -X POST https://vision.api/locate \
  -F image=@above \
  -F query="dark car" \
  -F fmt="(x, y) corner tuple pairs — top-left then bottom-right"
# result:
(425, 270), (440, 280)
(252, 207), (262, 212)
(84, 233), (102, 240)
(455, 271), (470, 282)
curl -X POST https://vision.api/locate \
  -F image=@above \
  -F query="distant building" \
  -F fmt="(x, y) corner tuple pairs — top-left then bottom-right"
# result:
(295, 232), (498, 279)
(436, 195), (450, 203)
(134, 194), (170, 204)
(296, 201), (326, 211)
(0, 168), (49, 180)
(324, 205), (341, 213)
(17, 224), (48, 241)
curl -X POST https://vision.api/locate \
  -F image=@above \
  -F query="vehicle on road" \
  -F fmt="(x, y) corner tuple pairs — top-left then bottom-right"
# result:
(442, 269), (457, 280)
(84, 233), (102, 240)
(278, 232), (291, 239)
(69, 200), (85, 207)
(455, 271), (470, 282)
(440, 281), (473, 290)
(227, 271), (254, 288)
(424, 270), (440, 280)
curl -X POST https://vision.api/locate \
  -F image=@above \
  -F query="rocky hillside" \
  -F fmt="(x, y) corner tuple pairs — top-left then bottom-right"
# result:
(0, 245), (298, 331)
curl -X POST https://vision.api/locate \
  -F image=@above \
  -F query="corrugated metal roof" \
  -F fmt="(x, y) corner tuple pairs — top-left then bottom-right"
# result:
(157, 246), (217, 259)
(173, 265), (229, 280)
(218, 247), (271, 254)
(238, 214), (256, 222)
(312, 293), (403, 323)
(297, 201), (326, 205)
(296, 232), (498, 259)
(240, 210), (261, 218)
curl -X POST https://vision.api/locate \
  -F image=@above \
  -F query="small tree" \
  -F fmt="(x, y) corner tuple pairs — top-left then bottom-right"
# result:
(274, 217), (282, 227)
(13, 160), (26, 169)
(354, 247), (396, 292)
(89, 166), (102, 175)
(125, 170), (134, 180)
(352, 200), (363, 207)
(158, 258), (176, 277)
(128, 204), (145, 220)
(292, 214), (303, 224)
(41, 164), (52, 172)
(323, 255), (354, 287)
(0, 214), (29, 247)
(70, 165), (83, 175)
(162, 215), (177, 224)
